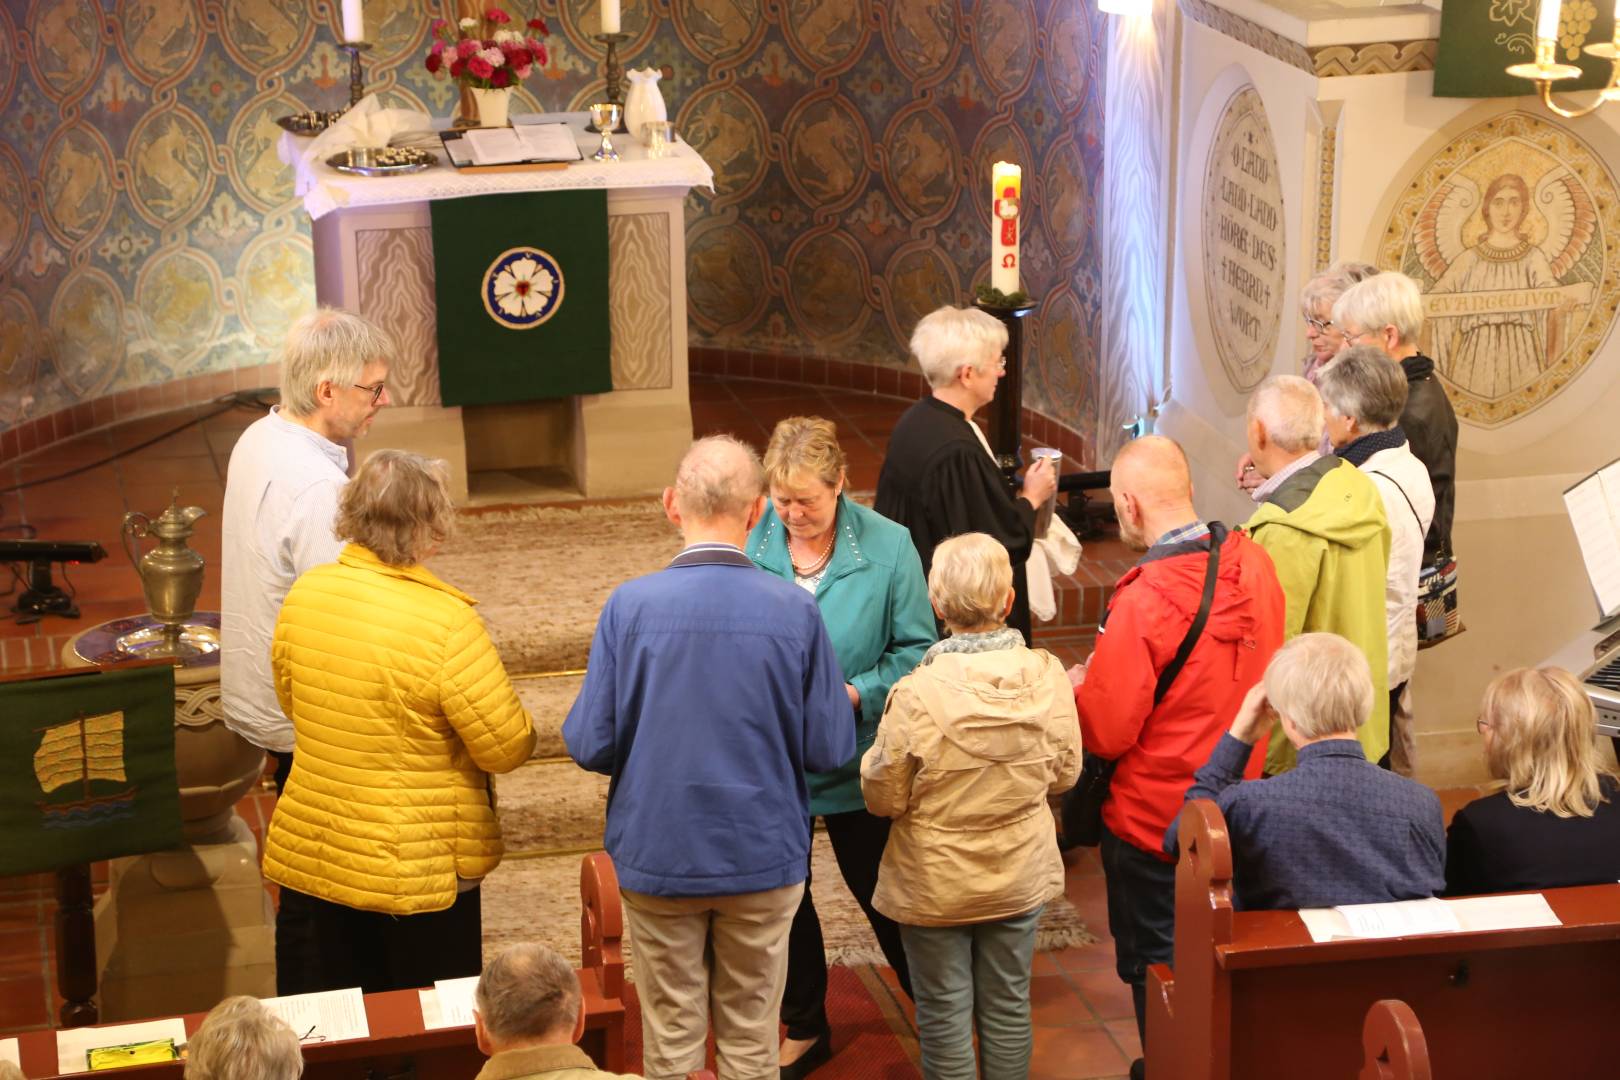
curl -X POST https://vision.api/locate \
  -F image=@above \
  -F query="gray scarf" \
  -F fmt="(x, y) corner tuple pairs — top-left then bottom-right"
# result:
(922, 627), (1025, 665)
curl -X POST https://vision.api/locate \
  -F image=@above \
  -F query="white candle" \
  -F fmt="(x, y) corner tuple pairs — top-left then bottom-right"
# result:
(341, 0), (364, 42)
(601, 0), (621, 33)
(1536, 0), (1561, 41)
(991, 161), (1022, 295)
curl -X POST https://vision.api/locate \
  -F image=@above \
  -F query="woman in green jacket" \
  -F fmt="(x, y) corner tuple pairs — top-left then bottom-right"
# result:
(747, 416), (936, 1077)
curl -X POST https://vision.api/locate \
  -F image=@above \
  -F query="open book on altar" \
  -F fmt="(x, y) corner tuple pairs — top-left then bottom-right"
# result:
(440, 123), (582, 172)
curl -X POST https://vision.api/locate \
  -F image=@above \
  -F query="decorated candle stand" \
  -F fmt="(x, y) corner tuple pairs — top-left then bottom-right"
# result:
(586, 32), (633, 133)
(976, 161), (1037, 491)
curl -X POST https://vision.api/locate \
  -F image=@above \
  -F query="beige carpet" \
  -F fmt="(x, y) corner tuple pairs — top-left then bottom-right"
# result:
(429, 500), (680, 673)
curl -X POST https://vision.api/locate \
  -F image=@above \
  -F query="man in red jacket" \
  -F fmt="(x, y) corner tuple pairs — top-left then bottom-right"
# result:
(1071, 436), (1285, 1078)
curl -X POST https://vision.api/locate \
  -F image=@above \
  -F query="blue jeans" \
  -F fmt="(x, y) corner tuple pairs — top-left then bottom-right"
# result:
(900, 907), (1042, 1080)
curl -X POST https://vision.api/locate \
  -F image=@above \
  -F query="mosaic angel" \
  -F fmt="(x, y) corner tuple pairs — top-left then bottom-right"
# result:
(1414, 168), (1597, 400)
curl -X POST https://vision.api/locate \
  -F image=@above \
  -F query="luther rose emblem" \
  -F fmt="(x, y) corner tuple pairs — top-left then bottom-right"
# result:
(482, 247), (564, 330)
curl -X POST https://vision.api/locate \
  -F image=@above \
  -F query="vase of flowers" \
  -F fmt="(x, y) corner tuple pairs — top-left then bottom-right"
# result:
(424, 7), (550, 128)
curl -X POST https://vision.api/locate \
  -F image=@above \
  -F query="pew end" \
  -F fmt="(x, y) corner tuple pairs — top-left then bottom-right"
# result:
(579, 851), (628, 1073)
(1147, 798), (1620, 1078)
(1360, 1000), (1431, 1080)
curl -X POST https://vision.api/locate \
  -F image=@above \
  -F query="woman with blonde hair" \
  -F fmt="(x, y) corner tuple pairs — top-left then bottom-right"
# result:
(263, 449), (536, 993)
(747, 415), (934, 1077)
(1445, 666), (1620, 896)
(862, 533), (1079, 1080)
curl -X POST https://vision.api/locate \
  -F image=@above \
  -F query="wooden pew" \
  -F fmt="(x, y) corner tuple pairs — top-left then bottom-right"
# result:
(580, 851), (628, 1073)
(1146, 799), (1620, 1079)
(1359, 1000), (1429, 1080)
(16, 853), (630, 1078)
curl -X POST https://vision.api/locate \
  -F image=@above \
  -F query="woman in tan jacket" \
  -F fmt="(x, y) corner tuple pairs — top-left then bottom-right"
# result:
(861, 533), (1081, 1080)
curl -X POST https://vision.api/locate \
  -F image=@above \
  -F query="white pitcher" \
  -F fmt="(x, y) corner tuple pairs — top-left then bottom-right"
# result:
(623, 68), (668, 146)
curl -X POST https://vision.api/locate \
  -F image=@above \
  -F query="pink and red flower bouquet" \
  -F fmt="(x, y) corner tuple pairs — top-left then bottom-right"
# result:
(424, 8), (550, 89)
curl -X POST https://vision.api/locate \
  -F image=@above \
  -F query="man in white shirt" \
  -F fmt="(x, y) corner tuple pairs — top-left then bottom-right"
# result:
(221, 307), (395, 788)
(1316, 346), (1435, 775)
(221, 308), (393, 996)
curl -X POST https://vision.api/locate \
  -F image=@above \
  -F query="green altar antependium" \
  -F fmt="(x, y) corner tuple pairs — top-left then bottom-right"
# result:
(0, 664), (180, 875)
(430, 190), (612, 405)
(1435, 0), (1614, 97)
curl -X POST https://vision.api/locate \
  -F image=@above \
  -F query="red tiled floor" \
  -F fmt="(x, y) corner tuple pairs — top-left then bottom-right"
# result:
(1027, 1022), (1133, 1079)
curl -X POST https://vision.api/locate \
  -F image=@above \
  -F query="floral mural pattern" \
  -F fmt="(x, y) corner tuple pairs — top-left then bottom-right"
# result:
(0, 0), (1104, 437)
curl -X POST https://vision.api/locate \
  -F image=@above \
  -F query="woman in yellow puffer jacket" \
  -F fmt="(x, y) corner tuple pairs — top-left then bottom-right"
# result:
(262, 449), (536, 994)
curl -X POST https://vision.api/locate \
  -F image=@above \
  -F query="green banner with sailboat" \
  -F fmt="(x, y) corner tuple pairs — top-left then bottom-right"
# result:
(0, 664), (180, 875)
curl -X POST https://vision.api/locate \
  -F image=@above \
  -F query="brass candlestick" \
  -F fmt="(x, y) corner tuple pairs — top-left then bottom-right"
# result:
(586, 32), (631, 132)
(339, 41), (372, 107)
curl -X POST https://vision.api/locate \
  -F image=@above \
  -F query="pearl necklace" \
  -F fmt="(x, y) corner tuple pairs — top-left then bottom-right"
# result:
(790, 531), (835, 576)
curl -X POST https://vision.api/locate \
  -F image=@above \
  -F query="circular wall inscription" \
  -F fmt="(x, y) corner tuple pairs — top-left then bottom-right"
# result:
(1200, 85), (1285, 393)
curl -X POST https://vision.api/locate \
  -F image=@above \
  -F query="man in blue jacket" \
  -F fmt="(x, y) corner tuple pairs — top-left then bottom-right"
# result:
(563, 435), (854, 1080)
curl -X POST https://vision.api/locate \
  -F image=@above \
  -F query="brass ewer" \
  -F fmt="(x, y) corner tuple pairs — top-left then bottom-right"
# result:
(122, 493), (208, 658)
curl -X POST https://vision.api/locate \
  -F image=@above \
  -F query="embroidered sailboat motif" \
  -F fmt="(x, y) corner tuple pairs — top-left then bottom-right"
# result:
(33, 711), (137, 827)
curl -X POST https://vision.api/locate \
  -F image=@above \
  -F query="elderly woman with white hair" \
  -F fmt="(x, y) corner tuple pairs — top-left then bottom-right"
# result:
(1316, 346), (1434, 774)
(1236, 260), (1378, 491)
(1446, 667), (1620, 896)
(185, 996), (303, 1080)
(875, 306), (1057, 643)
(263, 449), (536, 994)
(1168, 633), (1444, 911)
(1332, 270), (1458, 566)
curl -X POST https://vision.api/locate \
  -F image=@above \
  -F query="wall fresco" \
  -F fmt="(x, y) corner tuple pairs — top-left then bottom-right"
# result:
(1380, 111), (1619, 427)
(0, 0), (1105, 440)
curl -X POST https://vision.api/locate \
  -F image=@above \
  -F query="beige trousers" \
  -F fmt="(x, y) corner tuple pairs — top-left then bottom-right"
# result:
(622, 882), (804, 1080)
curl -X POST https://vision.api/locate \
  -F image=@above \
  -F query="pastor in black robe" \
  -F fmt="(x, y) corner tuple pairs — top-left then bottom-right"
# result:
(874, 395), (1038, 642)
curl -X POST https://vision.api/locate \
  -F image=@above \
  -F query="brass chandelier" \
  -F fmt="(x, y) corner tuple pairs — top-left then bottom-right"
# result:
(1506, 0), (1620, 118)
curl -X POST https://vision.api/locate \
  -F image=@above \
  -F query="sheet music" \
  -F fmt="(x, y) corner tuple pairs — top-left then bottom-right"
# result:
(516, 123), (582, 162)
(0, 1038), (18, 1067)
(461, 123), (581, 166)
(463, 127), (531, 166)
(260, 987), (370, 1043)
(55, 1017), (188, 1073)
(419, 974), (480, 1030)
(1446, 892), (1562, 932)
(1564, 459), (1620, 618)
(1337, 897), (1462, 939)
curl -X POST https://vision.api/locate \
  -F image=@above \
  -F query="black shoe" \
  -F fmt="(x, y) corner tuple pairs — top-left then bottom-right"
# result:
(1129, 1057), (1145, 1080)
(779, 1031), (832, 1080)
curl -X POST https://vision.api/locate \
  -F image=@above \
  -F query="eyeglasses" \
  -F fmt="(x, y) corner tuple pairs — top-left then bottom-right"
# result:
(1305, 316), (1335, 333)
(1475, 717), (1492, 733)
(352, 381), (386, 405)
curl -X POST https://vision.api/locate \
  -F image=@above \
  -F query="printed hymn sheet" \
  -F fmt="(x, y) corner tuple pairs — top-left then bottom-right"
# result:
(1564, 458), (1620, 619)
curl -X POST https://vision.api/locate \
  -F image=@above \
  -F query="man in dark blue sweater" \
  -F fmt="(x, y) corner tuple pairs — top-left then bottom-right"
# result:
(564, 435), (853, 1080)
(1166, 632), (1445, 910)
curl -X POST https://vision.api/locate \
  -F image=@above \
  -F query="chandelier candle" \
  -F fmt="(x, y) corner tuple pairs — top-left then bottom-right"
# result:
(991, 161), (1022, 296)
(602, 0), (621, 34)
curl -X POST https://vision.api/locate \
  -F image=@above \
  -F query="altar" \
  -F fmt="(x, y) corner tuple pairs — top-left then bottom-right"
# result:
(281, 115), (713, 503)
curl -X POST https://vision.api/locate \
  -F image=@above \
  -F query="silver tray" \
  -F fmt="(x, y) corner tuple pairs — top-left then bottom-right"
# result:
(277, 110), (346, 135)
(327, 146), (437, 176)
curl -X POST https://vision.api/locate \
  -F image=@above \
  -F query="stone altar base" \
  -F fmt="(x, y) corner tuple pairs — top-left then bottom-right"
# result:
(93, 815), (276, 1021)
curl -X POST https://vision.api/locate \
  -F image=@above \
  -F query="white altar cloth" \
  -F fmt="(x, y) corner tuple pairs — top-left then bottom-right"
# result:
(278, 111), (713, 220)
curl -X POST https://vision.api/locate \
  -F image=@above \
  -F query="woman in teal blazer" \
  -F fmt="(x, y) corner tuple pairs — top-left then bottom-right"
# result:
(747, 416), (935, 1077)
